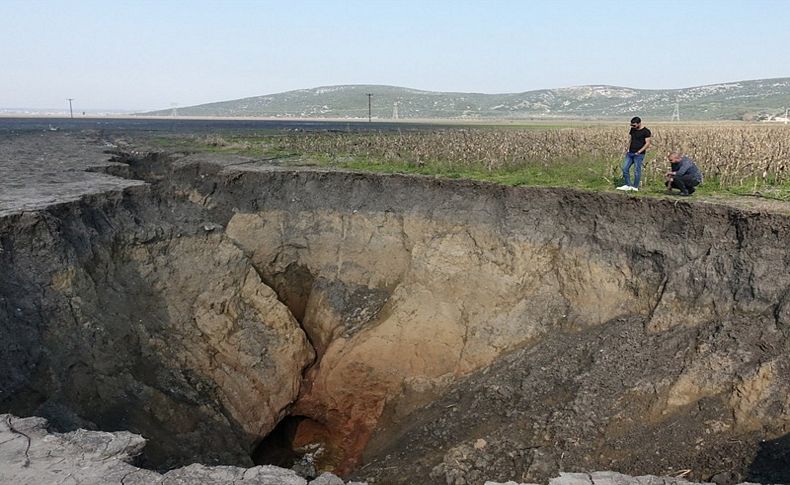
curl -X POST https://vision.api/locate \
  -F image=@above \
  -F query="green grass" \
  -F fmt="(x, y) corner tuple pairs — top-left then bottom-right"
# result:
(316, 154), (790, 202)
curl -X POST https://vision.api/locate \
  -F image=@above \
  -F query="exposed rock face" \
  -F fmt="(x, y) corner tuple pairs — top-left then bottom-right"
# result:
(2, 133), (790, 483)
(210, 167), (790, 478)
(224, 204), (666, 473)
(0, 184), (313, 467)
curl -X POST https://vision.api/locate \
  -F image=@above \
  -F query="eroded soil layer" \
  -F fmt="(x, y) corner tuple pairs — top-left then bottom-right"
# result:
(1, 132), (789, 483)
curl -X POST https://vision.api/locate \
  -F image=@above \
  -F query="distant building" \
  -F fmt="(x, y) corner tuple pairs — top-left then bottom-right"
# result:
(759, 110), (789, 123)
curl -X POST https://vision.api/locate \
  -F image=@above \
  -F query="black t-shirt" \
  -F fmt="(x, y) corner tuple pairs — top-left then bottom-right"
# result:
(629, 127), (651, 153)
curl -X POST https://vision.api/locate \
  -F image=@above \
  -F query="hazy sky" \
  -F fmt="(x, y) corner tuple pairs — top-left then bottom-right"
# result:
(2, 0), (789, 111)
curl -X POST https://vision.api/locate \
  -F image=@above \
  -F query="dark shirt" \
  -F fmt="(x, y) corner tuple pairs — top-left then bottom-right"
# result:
(673, 157), (703, 183)
(629, 127), (652, 153)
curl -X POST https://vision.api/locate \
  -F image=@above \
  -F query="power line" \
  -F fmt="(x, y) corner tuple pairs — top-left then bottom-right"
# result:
(66, 98), (74, 119)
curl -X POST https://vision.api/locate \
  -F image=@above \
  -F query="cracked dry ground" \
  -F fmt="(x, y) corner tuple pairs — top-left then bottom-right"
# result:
(1, 130), (789, 484)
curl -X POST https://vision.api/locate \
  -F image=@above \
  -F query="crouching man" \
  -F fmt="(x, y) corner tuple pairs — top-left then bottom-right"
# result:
(665, 152), (703, 196)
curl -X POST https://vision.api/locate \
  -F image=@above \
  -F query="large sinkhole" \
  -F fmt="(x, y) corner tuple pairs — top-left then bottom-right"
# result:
(1, 152), (790, 483)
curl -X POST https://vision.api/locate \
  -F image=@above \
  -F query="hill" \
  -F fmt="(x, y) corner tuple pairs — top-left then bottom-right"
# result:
(142, 78), (790, 120)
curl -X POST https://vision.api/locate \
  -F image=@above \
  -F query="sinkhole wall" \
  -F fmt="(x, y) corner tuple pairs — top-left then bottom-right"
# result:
(1, 152), (789, 478)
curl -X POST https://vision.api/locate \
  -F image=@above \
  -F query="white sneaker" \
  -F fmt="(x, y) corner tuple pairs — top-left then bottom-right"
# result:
(630, 186), (639, 192)
(616, 185), (630, 191)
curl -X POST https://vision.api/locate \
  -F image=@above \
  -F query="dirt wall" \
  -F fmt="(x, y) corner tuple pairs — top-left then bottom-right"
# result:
(2, 150), (789, 482)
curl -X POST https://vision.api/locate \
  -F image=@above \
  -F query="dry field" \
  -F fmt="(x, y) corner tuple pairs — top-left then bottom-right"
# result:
(194, 123), (790, 196)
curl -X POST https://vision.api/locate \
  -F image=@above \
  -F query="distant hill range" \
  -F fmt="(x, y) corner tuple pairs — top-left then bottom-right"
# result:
(142, 78), (790, 120)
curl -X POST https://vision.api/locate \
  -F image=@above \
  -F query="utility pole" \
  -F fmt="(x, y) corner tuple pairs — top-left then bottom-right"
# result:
(366, 93), (372, 122)
(67, 98), (74, 119)
(671, 101), (680, 122)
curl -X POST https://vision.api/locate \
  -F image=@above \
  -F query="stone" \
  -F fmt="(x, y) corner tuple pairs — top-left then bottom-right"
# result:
(710, 471), (740, 485)
(162, 464), (307, 484)
(310, 472), (347, 485)
(0, 414), (315, 485)
(550, 473), (594, 485)
(546, 472), (715, 485)
(293, 452), (318, 479)
(484, 481), (538, 485)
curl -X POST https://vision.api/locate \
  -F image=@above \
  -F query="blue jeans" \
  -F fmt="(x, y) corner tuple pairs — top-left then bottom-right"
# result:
(622, 152), (644, 187)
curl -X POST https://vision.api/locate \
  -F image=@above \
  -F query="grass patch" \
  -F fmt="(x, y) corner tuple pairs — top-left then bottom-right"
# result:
(154, 128), (790, 204)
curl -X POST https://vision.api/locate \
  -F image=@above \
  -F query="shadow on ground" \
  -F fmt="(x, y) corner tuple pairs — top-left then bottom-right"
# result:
(747, 433), (790, 484)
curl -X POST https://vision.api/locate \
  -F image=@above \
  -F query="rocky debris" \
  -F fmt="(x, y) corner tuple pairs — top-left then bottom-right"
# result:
(162, 464), (309, 485)
(358, 313), (790, 483)
(0, 414), (366, 485)
(309, 472), (347, 485)
(292, 452), (318, 480)
(429, 437), (537, 485)
(484, 471), (766, 485)
(4, 413), (754, 485)
(547, 473), (709, 485)
(485, 471), (714, 485)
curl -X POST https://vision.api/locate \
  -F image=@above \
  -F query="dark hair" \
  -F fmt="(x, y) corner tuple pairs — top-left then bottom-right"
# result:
(630, 117), (641, 124)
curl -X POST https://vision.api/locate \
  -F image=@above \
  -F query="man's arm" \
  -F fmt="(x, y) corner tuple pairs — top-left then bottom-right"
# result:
(674, 158), (691, 177)
(636, 137), (651, 155)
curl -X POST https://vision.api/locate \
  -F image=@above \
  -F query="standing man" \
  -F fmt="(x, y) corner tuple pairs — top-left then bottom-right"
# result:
(617, 117), (652, 191)
(665, 152), (703, 196)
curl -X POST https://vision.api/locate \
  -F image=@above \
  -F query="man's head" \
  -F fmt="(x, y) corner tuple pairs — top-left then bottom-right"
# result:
(667, 152), (682, 163)
(630, 116), (642, 128)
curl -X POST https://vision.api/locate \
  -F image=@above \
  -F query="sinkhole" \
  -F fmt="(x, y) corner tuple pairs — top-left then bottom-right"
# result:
(1, 151), (790, 482)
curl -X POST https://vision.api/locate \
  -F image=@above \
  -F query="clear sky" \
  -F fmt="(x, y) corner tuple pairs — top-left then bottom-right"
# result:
(2, 0), (789, 111)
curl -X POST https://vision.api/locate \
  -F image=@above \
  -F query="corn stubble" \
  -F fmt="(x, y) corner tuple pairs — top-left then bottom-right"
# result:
(210, 125), (790, 194)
